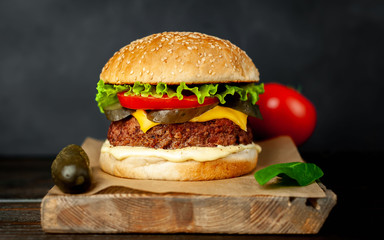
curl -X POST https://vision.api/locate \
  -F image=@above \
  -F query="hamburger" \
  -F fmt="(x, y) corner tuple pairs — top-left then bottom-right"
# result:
(95, 32), (264, 180)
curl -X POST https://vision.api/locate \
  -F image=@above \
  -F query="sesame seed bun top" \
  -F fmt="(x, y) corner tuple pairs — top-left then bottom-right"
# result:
(100, 32), (260, 85)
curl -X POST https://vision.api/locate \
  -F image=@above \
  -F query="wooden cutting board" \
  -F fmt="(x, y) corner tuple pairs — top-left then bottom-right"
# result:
(40, 183), (336, 234)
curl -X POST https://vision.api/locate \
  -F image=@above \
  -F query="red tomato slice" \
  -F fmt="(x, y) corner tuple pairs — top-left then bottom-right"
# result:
(117, 92), (219, 110)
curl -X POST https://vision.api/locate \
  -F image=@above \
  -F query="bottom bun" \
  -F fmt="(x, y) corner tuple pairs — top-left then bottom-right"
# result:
(99, 144), (259, 181)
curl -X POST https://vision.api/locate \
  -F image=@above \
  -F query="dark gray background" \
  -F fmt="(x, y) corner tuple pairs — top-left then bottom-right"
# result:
(1, 0), (383, 155)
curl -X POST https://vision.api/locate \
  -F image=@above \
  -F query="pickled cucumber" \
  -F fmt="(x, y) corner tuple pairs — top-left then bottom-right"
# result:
(51, 144), (92, 194)
(104, 103), (133, 121)
(147, 103), (218, 124)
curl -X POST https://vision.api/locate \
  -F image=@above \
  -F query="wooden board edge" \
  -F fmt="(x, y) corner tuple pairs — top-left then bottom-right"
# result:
(40, 186), (337, 234)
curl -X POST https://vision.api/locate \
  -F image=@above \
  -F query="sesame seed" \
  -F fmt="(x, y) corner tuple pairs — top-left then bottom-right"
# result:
(130, 70), (134, 75)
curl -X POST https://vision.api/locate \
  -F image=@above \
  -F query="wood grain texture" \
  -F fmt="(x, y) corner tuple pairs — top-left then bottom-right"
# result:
(41, 184), (336, 234)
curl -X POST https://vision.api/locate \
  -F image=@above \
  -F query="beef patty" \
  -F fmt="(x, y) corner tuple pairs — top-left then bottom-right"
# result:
(107, 117), (253, 149)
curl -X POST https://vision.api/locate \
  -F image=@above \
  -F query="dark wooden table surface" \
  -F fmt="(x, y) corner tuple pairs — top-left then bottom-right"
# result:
(1, 151), (382, 239)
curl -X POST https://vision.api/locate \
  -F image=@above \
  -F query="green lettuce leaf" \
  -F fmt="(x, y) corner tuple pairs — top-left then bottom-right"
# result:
(95, 80), (131, 113)
(95, 80), (265, 113)
(254, 162), (324, 186)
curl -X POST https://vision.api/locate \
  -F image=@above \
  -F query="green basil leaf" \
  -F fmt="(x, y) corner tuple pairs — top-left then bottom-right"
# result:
(254, 162), (324, 186)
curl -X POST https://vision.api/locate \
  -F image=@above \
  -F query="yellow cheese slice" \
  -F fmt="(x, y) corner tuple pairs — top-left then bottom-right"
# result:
(189, 106), (248, 131)
(132, 109), (160, 133)
(132, 106), (248, 133)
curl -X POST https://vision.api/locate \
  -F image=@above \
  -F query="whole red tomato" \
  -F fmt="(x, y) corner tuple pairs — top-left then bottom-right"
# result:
(249, 83), (317, 146)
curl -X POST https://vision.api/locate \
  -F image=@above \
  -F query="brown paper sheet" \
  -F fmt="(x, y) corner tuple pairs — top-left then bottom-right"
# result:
(48, 136), (326, 198)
